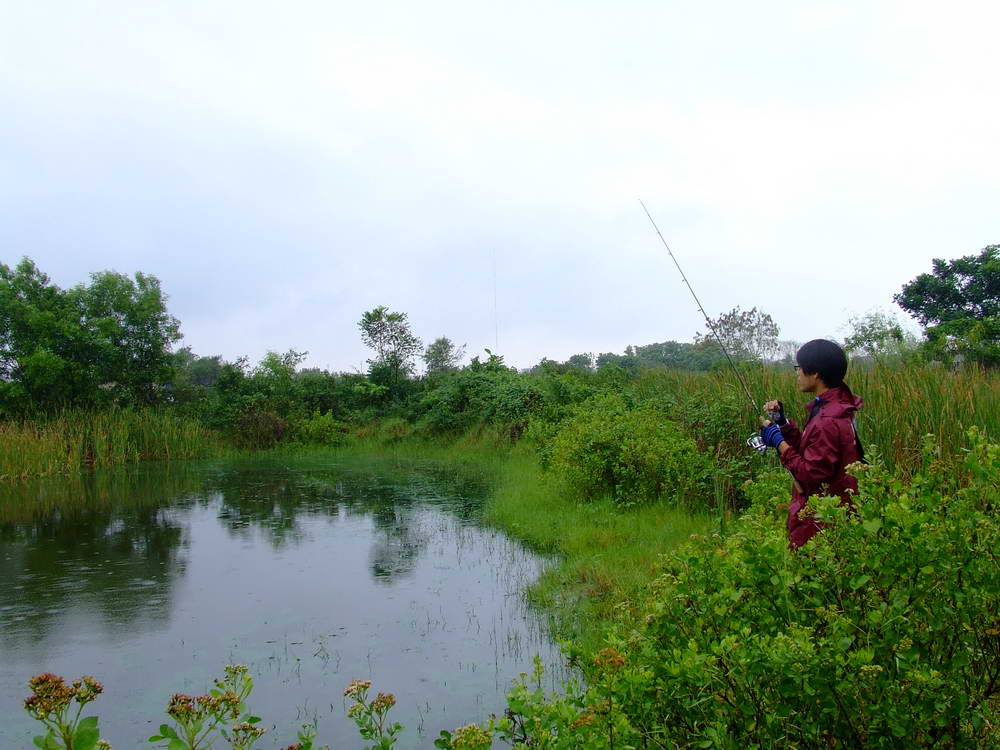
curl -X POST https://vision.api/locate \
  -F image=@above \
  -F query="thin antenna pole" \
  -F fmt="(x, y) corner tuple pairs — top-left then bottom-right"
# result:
(639, 198), (759, 414)
(493, 248), (499, 351)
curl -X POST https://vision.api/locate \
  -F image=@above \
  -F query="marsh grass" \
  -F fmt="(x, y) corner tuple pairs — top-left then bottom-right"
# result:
(0, 408), (224, 480)
(636, 362), (1000, 476)
(485, 449), (712, 656)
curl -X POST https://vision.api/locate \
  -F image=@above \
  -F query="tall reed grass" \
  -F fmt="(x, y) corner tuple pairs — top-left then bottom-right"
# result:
(635, 361), (1000, 476)
(0, 408), (224, 480)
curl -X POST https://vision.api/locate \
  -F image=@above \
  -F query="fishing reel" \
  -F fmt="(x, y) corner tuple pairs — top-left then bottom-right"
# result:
(747, 404), (784, 456)
(747, 433), (769, 456)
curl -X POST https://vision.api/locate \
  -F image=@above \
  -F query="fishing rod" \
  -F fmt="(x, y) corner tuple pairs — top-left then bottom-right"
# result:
(638, 199), (761, 410)
(638, 199), (777, 454)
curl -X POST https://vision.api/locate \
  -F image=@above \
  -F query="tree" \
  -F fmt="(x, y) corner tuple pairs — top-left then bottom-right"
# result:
(894, 245), (1000, 365)
(76, 270), (182, 403)
(0, 258), (99, 410)
(564, 352), (595, 371)
(773, 339), (802, 366)
(694, 306), (780, 362)
(358, 306), (422, 389)
(842, 309), (914, 361)
(422, 336), (466, 376)
(0, 258), (181, 411)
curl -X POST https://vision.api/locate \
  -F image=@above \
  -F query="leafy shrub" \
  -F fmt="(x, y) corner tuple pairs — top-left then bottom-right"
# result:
(296, 410), (349, 446)
(439, 430), (1000, 749)
(352, 417), (414, 444)
(520, 415), (564, 468)
(601, 428), (1000, 747)
(549, 394), (713, 506)
(233, 407), (288, 449)
(415, 369), (547, 435)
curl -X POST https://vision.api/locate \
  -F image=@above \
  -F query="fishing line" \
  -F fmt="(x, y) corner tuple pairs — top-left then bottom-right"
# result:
(638, 198), (760, 415)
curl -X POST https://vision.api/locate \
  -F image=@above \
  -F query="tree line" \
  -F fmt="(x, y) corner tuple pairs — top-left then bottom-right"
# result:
(1, 245), (997, 420)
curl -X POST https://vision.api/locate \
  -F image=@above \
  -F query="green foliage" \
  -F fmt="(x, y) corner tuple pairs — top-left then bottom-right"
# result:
(296, 410), (348, 445)
(422, 336), (466, 376)
(233, 407), (289, 449)
(0, 258), (181, 414)
(598, 429), (1000, 747)
(593, 341), (726, 373)
(149, 665), (263, 750)
(79, 269), (182, 404)
(842, 309), (911, 360)
(23, 668), (411, 750)
(343, 680), (403, 749)
(181, 351), (382, 447)
(283, 721), (329, 750)
(564, 352), (595, 371)
(414, 358), (546, 436)
(0, 408), (222, 480)
(23, 673), (108, 750)
(895, 245), (1000, 366)
(434, 657), (636, 750)
(549, 394), (713, 507)
(359, 306), (422, 391)
(694, 305), (780, 362)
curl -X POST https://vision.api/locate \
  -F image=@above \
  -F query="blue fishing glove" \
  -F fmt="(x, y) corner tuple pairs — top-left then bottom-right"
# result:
(761, 423), (785, 450)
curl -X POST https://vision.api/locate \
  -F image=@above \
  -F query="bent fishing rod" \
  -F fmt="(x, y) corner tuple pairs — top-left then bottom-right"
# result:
(638, 199), (775, 454)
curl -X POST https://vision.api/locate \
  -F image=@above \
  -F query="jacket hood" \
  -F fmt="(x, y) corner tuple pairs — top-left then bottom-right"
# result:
(806, 384), (863, 419)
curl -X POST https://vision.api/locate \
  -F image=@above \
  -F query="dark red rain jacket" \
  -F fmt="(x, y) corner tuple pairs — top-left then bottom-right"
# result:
(778, 384), (864, 548)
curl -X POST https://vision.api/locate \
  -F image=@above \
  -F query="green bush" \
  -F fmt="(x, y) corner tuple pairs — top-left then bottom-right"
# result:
(549, 394), (713, 507)
(414, 369), (547, 435)
(296, 410), (349, 446)
(599, 428), (1000, 747)
(233, 407), (288, 449)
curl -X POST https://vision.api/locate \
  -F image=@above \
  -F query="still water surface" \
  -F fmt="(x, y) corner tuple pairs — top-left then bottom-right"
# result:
(0, 456), (567, 748)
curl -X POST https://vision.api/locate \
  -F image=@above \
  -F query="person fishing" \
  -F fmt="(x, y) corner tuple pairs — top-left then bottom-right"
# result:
(759, 339), (865, 548)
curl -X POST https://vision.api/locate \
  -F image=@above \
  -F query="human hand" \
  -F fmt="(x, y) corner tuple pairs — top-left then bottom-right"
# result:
(763, 400), (786, 426)
(760, 423), (785, 450)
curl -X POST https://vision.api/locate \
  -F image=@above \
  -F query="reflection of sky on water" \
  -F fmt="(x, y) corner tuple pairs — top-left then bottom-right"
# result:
(0, 459), (568, 749)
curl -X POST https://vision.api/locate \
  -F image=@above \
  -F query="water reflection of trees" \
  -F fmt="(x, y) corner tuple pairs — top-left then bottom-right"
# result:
(0, 457), (493, 647)
(0, 468), (199, 647)
(202, 458), (490, 583)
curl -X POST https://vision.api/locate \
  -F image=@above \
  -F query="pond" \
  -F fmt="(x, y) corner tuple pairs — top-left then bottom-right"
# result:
(0, 455), (569, 748)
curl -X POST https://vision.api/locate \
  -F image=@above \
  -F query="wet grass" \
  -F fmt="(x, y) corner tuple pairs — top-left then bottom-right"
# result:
(483, 450), (712, 656)
(636, 361), (1000, 477)
(0, 408), (225, 481)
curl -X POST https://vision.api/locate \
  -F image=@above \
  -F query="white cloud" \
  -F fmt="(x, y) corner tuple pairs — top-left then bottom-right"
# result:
(2, 0), (997, 369)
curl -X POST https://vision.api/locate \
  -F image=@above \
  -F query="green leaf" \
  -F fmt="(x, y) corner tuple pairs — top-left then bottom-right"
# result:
(168, 739), (187, 750)
(862, 518), (882, 534)
(850, 574), (871, 590)
(155, 724), (179, 740)
(73, 716), (100, 750)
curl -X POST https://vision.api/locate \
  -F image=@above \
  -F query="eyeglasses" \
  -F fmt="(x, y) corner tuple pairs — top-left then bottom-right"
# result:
(793, 365), (801, 371)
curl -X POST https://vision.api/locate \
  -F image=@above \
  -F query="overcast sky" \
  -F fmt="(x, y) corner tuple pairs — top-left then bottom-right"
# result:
(2, 1), (997, 372)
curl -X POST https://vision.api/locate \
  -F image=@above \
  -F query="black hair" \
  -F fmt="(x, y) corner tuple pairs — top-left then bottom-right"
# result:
(796, 339), (848, 387)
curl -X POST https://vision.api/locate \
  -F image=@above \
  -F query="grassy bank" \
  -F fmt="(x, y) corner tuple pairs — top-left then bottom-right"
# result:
(0, 408), (225, 480)
(484, 449), (713, 656)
